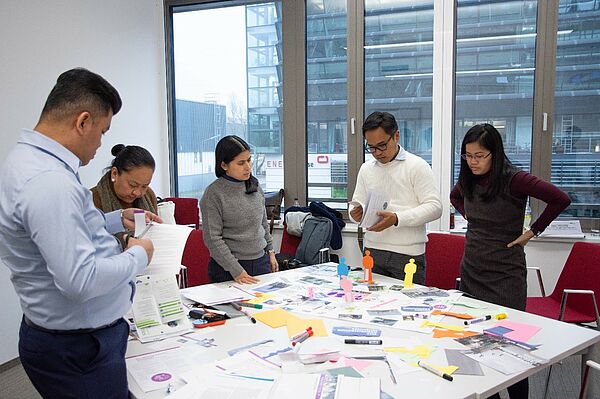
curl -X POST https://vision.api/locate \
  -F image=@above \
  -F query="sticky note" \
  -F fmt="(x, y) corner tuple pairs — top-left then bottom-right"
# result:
(253, 308), (293, 328)
(421, 320), (465, 332)
(384, 345), (434, 359)
(247, 294), (275, 304)
(431, 364), (459, 375)
(432, 329), (479, 339)
(286, 316), (328, 337)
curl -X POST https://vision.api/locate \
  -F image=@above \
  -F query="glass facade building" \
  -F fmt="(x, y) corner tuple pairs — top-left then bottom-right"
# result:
(169, 0), (599, 226)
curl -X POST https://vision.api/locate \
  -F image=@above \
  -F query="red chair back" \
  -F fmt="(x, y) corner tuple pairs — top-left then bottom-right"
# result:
(164, 197), (200, 229)
(280, 224), (302, 256)
(549, 242), (600, 315)
(425, 232), (465, 290)
(181, 229), (210, 287)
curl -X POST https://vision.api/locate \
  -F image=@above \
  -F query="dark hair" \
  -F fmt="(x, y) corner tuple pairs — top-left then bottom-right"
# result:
(107, 144), (155, 174)
(215, 135), (258, 194)
(362, 111), (398, 137)
(457, 123), (515, 202)
(39, 68), (122, 122)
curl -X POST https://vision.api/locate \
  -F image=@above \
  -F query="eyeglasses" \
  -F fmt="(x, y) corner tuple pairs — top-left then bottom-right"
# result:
(461, 152), (491, 162)
(365, 135), (394, 154)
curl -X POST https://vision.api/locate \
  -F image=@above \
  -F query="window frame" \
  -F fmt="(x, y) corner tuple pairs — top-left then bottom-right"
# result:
(164, 0), (597, 231)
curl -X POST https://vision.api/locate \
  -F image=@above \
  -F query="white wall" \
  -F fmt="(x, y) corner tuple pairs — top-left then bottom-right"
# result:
(0, 0), (168, 364)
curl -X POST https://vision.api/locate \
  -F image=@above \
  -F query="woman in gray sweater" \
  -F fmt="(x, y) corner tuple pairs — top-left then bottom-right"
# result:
(200, 135), (278, 284)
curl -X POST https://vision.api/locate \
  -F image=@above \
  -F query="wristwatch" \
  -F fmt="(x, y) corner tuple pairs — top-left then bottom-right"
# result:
(267, 249), (276, 255)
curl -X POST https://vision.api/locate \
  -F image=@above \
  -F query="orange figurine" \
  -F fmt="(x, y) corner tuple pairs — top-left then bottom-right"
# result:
(363, 250), (374, 284)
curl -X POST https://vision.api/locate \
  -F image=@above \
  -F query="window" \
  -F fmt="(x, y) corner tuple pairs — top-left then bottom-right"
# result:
(552, 0), (600, 227)
(306, 0), (348, 207)
(167, 1), (283, 200)
(453, 0), (538, 184)
(166, 1), (599, 230)
(364, 0), (435, 164)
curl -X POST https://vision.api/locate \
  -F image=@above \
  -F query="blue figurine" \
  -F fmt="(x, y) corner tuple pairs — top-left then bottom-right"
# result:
(337, 257), (349, 279)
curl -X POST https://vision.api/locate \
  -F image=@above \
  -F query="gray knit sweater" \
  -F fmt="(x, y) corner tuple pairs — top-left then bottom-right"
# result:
(200, 177), (273, 278)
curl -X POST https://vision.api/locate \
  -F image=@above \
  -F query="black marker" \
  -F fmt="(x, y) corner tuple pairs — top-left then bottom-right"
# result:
(418, 361), (453, 382)
(344, 339), (382, 345)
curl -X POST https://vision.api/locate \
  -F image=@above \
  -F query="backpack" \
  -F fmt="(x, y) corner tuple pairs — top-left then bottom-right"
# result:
(295, 216), (333, 265)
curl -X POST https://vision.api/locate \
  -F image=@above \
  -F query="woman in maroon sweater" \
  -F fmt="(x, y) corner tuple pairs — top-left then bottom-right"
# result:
(451, 123), (570, 399)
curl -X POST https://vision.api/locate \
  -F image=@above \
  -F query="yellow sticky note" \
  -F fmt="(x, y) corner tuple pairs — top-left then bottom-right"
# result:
(384, 345), (434, 359)
(432, 364), (459, 375)
(286, 315), (328, 337)
(247, 294), (275, 304)
(253, 308), (293, 328)
(421, 320), (465, 332)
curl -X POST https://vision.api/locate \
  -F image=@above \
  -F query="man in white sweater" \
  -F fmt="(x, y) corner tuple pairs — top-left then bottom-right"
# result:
(349, 112), (442, 284)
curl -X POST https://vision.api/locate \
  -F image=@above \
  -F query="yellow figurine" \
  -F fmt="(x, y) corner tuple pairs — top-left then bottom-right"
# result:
(404, 258), (417, 288)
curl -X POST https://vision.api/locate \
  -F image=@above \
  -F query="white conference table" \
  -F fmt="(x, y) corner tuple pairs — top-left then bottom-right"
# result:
(127, 267), (600, 399)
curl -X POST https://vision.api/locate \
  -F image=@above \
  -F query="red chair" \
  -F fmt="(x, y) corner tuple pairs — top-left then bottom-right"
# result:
(526, 242), (600, 399)
(526, 242), (600, 327)
(164, 197), (200, 229)
(279, 223), (302, 256)
(424, 232), (465, 290)
(180, 229), (210, 287)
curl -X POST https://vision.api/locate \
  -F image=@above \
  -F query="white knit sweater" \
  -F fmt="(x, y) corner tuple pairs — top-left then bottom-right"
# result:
(349, 151), (442, 255)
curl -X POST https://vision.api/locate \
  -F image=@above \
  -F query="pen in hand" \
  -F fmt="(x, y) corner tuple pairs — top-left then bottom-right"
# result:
(231, 302), (256, 324)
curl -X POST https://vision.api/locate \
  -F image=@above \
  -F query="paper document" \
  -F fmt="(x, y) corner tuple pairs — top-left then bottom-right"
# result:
(171, 365), (274, 399)
(181, 284), (254, 306)
(456, 334), (547, 375)
(126, 347), (195, 392)
(138, 222), (193, 275)
(132, 274), (190, 343)
(539, 220), (585, 238)
(350, 189), (389, 229)
(214, 351), (281, 380)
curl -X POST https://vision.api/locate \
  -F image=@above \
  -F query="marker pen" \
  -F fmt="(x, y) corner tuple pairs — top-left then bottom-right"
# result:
(290, 327), (313, 342)
(231, 302), (256, 323)
(418, 361), (453, 381)
(292, 330), (313, 346)
(464, 315), (492, 325)
(344, 339), (382, 345)
(237, 302), (263, 309)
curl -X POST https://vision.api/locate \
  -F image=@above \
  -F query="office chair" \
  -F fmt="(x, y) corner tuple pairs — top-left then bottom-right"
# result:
(180, 229), (210, 287)
(526, 242), (600, 327)
(525, 241), (600, 399)
(579, 360), (600, 399)
(279, 223), (302, 256)
(163, 197), (200, 229)
(264, 189), (284, 234)
(424, 232), (465, 290)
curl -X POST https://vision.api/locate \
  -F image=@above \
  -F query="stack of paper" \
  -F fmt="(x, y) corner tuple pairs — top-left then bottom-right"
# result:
(181, 284), (254, 306)
(139, 222), (194, 275)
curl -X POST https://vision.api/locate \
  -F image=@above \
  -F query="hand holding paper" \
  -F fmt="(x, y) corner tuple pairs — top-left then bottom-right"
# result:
(352, 189), (390, 229)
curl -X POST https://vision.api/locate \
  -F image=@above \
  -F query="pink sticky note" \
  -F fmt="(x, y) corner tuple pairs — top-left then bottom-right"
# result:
(342, 357), (372, 372)
(495, 320), (541, 343)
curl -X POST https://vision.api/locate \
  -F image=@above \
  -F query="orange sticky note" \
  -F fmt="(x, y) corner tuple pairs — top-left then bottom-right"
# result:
(286, 315), (328, 337)
(253, 308), (293, 328)
(432, 329), (479, 339)
(431, 310), (474, 320)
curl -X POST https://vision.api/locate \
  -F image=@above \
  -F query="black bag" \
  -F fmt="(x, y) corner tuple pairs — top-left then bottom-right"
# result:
(275, 253), (302, 271)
